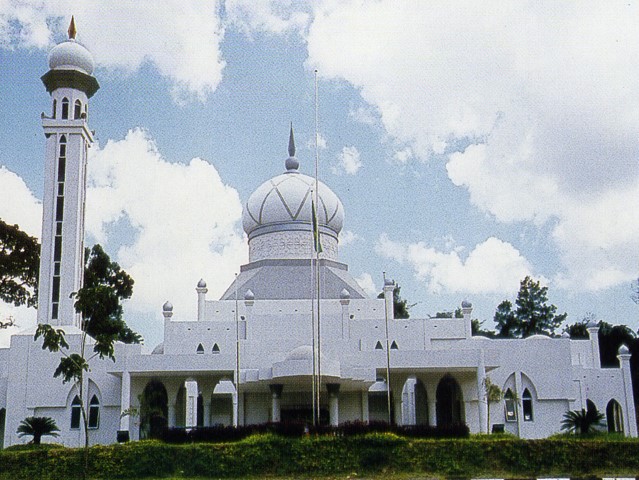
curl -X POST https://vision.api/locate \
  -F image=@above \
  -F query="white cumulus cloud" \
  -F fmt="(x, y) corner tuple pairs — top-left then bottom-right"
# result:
(375, 234), (534, 295)
(86, 128), (248, 323)
(0, 1), (226, 103)
(355, 272), (378, 297)
(332, 146), (362, 175)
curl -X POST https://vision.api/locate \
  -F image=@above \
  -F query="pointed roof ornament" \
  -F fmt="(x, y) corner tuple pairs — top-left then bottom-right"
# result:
(68, 16), (77, 40)
(285, 123), (299, 172)
(288, 123), (296, 157)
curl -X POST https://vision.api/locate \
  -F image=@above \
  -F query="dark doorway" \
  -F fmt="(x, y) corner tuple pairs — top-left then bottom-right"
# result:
(606, 399), (624, 433)
(140, 380), (168, 439)
(281, 406), (329, 425)
(0, 408), (5, 449)
(436, 375), (464, 426)
(415, 380), (429, 425)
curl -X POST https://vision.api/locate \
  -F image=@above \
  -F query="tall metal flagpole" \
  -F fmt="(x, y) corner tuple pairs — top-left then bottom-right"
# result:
(235, 273), (240, 427)
(383, 272), (392, 424)
(314, 69), (322, 424)
(310, 225), (317, 426)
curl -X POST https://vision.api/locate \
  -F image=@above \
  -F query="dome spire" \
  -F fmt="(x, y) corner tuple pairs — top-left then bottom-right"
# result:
(68, 16), (77, 40)
(288, 123), (296, 157)
(285, 123), (299, 171)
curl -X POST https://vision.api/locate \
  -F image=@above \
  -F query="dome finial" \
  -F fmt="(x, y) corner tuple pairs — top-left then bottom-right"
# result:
(68, 16), (77, 40)
(288, 123), (296, 157)
(285, 123), (299, 171)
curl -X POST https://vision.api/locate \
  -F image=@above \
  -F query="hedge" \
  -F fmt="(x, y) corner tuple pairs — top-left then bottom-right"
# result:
(2, 435), (639, 479)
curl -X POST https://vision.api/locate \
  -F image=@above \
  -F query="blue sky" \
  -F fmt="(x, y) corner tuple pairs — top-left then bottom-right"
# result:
(1, 1), (638, 350)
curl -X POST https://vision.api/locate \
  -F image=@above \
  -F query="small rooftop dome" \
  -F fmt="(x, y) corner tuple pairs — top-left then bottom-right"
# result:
(461, 300), (472, 309)
(285, 345), (314, 361)
(340, 288), (351, 300)
(197, 278), (207, 288)
(587, 319), (598, 329)
(162, 301), (173, 312)
(619, 345), (630, 355)
(48, 18), (94, 75)
(384, 277), (394, 286)
(244, 289), (255, 301)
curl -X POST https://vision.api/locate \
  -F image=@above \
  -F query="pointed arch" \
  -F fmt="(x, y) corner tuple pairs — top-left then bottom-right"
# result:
(375, 341), (383, 350)
(140, 380), (168, 439)
(196, 343), (204, 354)
(390, 340), (399, 350)
(70, 395), (81, 429)
(606, 399), (624, 433)
(74, 99), (82, 119)
(504, 388), (517, 422)
(212, 343), (220, 354)
(436, 374), (464, 427)
(61, 97), (69, 119)
(88, 395), (100, 429)
(522, 388), (533, 421)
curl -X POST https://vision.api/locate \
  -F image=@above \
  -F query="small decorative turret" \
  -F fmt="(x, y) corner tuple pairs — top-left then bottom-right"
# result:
(162, 301), (173, 320)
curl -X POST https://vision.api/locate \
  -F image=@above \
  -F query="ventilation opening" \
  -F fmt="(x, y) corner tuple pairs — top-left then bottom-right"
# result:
(390, 341), (398, 350)
(375, 341), (383, 350)
(212, 343), (220, 354)
(196, 344), (204, 354)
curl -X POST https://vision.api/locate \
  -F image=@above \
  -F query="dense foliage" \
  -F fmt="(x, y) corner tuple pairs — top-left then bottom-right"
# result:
(16, 417), (60, 445)
(0, 218), (39, 312)
(2, 435), (639, 479)
(494, 276), (567, 338)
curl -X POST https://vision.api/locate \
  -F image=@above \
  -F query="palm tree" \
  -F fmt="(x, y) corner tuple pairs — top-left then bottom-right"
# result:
(561, 408), (606, 435)
(483, 377), (503, 433)
(16, 416), (60, 445)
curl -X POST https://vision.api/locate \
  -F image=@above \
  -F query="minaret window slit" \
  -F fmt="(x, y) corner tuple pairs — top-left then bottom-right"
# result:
(61, 98), (69, 119)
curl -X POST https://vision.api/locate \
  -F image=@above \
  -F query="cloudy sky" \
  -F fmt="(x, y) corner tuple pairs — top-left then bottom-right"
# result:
(1, 1), (638, 349)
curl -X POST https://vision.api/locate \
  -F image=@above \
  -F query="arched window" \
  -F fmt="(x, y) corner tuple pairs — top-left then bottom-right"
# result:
(390, 341), (398, 350)
(61, 98), (69, 119)
(71, 395), (81, 429)
(522, 389), (533, 421)
(196, 343), (204, 354)
(606, 399), (624, 433)
(375, 341), (383, 350)
(504, 389), (517, 422)
(74, 100), (82, 119)
(52, 99), (57, 118)
(88, 395), (100, 429)
(212, 343), (220, 354)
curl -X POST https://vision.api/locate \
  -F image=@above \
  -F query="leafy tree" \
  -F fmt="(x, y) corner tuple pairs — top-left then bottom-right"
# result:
(494, 300), (517, 338)
(483, 377), (503, 433)
(472, 318), (496, 338)
(0, 218), (39, 310)
(561, 407), (606, 435)
(377, 284), (410, 319)
(493, 277), (567, 338)
(16, 416), (60, 445)
(434, 308), (463, 319)
(35, 245), (140, 474)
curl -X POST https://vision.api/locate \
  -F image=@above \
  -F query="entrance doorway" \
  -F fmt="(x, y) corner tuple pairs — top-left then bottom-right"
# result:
(140, 380), (168, 439)
(436, 375), (464, 426)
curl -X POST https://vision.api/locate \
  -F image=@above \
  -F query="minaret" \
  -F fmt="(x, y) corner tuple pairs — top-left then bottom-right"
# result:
(38, 17), (99, 326)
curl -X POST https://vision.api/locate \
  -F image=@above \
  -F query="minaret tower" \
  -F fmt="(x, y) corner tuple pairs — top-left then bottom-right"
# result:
(37, 17), (99, 326)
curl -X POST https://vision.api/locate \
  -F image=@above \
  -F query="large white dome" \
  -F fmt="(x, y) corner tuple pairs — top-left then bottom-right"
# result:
(48, 39), (94, 75)
(242, 171), (344, 238)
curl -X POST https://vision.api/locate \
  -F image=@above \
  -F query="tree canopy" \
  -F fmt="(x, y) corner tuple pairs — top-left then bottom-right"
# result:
(377, 283), (410, 319)
(0, 218), (39, 310)
(493, 276), (567, 338)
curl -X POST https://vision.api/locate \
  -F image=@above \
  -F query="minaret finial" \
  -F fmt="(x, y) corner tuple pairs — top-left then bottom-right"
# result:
(68, 16), (77, 40)
(288, 123), (296, 157)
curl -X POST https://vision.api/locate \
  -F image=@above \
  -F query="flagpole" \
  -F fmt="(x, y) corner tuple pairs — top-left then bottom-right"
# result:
(235, 273), (240, 427)
(310, 220), (317, 427)
(314, 69), (322, 424)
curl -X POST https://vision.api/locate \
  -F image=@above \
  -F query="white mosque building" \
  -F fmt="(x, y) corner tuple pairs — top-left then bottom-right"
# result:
(0, 22), (636, 448)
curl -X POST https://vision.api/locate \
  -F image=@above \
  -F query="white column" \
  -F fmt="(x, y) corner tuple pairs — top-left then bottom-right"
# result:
(269, 384), (283, 423)
(361, 391), (369, 423)
(340, 291), (350, 339)
(476, 351), (487, 434)
(196, 280), (208, 321)
(119, 371), (131, 433)
(401, 377), (417, 425)
(203, 395), (211, 427)
(514, 371), (522, 437)
(428, 399), (437, 426)
(619, 348), (638, 436)
(587, 325), (601, 369)
(327, 384), (340, 427)
(184, 379), (198, 428)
